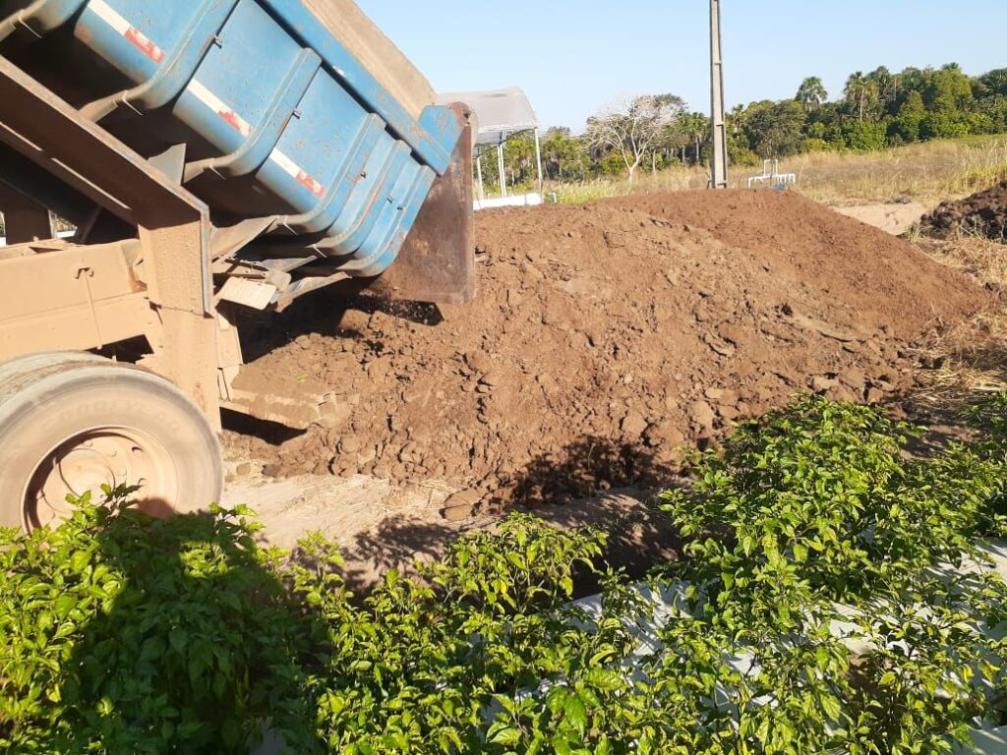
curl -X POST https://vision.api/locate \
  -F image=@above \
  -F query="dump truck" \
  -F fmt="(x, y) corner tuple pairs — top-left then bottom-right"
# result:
(0, 0), (475, 529)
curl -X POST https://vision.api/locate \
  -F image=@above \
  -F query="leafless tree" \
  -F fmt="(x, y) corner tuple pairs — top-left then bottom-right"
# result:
(587, 95), (684, 182)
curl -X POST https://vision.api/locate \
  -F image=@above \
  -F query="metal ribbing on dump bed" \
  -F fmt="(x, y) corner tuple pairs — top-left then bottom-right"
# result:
(0, 0), (463, 278)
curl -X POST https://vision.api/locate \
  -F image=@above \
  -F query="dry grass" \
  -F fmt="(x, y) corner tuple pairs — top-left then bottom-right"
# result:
(916, 232), (1007, 289)
(791, 136), (1007, 207)
(908, 232), (1007, 413)
(548, 135), (1007, 209)
(909, 312), (1007, 413)
(547, 166), (708, 205)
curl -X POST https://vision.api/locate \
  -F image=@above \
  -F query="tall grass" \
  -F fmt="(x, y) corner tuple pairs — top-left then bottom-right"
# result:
(547, 165), (709, 205)
(545, 135), (1007, 208)
(909, 228), (1007, 410)
(791, 135), (1007, 206)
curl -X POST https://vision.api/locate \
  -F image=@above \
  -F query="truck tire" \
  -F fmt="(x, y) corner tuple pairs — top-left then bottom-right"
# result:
(0, 352), (223, 530)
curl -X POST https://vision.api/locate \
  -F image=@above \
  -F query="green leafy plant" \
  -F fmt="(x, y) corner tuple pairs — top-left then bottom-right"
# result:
(305, 515), (636, 754)
(662, 397), (1003, 615)
(0, 488), (319, 753)
(4, 396), (1007, 753)
(659, 396), (1007, 753)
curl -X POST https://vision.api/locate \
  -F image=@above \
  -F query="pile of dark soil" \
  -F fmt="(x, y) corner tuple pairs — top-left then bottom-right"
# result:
(922, 180), (1007, 240)
(227, 190), (986, 506)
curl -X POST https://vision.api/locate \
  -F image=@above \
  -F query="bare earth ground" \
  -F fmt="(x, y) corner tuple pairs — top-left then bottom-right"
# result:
(223, 473), (677, 590)
(224, 189), (992, 584)
(833, 202), (928, 236)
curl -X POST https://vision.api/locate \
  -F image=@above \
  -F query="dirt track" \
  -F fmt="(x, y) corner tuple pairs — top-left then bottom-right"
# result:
(227, 190), (985, 514)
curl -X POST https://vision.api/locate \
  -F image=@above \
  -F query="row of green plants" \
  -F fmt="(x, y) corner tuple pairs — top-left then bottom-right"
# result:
(3, 396), (1007, 753)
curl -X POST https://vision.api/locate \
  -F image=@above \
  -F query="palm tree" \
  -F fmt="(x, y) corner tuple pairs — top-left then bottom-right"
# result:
(867, 66), (899, 108)
(795, 77), (828, 111)
(678, 112), (710, 166)
(844, 72), (878, 122)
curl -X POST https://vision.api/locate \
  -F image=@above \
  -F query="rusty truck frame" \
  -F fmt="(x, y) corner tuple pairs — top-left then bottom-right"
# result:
(0, 46), (473, 528)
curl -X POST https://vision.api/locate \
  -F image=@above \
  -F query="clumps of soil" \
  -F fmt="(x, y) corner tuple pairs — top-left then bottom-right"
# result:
(922, 180), (1007, 241)
(226, 190), (985, 505)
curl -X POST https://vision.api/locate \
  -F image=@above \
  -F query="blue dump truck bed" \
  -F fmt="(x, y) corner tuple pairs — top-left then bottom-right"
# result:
(0, 0), (464, 277)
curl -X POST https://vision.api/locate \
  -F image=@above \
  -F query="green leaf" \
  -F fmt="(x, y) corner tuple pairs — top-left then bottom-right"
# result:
(563, 694), (588, 736)
(53, 594), (76, 619)
(489, 726), (522, 746)
(169, 628), (188, 654)
(70, 549), (91, 573)
(584, 668), (623, 692)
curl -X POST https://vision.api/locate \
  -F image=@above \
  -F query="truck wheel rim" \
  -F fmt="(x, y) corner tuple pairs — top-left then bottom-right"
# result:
(23, 426), (177, 530)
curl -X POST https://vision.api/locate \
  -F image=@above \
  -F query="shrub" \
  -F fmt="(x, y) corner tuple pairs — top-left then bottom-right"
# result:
(1, 499), (618, 753)
(801, 137), (833, 153)
(661, 397), (1005, 615)
(659, 396), (1007, 752)
(3, 397), (1007, 753)
(843, 120), (889, 151)
(0, 494), (320, 753)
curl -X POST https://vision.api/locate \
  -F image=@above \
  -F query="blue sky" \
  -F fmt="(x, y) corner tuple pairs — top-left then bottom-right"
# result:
(356, 1), (1007, 132)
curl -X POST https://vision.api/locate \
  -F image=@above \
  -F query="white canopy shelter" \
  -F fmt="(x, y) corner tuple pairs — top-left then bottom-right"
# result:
(437, 86), (544, 208)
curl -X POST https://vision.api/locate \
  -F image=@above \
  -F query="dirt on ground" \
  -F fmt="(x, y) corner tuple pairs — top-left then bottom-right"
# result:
(226, 189), (986, 516)
(834, 202), (928, 236)
(922, 180), (1007, 240)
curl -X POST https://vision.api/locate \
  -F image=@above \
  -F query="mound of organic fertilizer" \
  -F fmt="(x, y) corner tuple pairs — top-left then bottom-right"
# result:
(227, 190), (985, 505)
(922, 180), (1007, 240)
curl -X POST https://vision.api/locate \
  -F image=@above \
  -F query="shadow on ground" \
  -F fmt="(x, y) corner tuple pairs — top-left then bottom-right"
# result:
(222, 407), (307, 446)
(336, 435), (687, 594)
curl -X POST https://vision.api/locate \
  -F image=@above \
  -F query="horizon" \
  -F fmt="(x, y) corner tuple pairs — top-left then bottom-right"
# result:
(356, 1), (1006, 132)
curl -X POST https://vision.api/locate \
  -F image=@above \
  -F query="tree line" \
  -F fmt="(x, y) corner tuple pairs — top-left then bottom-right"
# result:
(481, 63), (1007, 189)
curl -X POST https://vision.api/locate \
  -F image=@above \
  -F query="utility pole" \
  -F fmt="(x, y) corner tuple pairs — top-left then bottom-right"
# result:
(709, 0), (729, 188)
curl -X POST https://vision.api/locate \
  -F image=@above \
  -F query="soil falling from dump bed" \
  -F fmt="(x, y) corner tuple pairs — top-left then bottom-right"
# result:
(226, 190), (986, 504)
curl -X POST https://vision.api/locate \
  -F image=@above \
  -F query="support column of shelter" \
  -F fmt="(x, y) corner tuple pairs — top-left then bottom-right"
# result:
(436, 86), (540, 205)
(476, 152), (485, 202)
(497, 142), (507, 198)
(534, 128), (544, 196)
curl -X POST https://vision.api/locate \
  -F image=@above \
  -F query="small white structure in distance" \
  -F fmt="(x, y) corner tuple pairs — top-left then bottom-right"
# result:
(747, 159), (797, 189)
(474, 194), (543, 210)
(438, 86), (544, 211)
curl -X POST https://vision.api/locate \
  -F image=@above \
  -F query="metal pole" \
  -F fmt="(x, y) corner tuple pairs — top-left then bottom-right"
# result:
(533, 127), (544, 196)
(476, 151), (485, 203)
(497, 142), (507, 198)
(710, 0), (729, 189)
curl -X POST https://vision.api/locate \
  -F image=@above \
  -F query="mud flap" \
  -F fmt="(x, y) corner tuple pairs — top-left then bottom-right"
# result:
(369, 103), (475, 305)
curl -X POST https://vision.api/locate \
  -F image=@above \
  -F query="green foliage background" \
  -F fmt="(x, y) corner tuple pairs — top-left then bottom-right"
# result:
(489, 63), (1007, 189)
(4, 396), (1007, 753)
